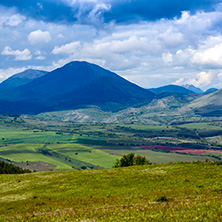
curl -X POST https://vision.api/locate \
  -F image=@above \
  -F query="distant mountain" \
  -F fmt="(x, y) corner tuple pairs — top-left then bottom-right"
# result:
(0, 61), (155, 114)
(149, 84), (194, 94)
(205, 88), (218, 93)
(0, 69), (47, 90)
(182, 84), (203, 94)
(188, 89), (222, 117)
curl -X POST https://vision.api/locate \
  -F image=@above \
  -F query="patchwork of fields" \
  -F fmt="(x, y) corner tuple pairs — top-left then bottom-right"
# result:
(0, 115), (221, 170)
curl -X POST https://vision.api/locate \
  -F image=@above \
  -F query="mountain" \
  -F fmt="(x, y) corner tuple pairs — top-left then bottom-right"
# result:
(0, 61), (155, 114)
(205, 88), (218, 93)
(149, 84), (194, 94)
(0, 69), (47, 90)
(188, 89), (222, 117)
(182, 84), (203, 94)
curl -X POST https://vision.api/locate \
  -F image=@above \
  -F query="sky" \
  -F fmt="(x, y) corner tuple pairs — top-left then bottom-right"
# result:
(0, 0), (222, 90)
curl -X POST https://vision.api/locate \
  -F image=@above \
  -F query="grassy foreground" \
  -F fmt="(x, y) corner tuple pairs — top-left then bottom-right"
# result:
(1, 162), (222, 221)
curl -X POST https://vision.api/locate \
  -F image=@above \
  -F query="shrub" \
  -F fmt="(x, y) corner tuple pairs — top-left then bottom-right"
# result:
(113, 153), (149, 168)
(0, 161), (31, 174)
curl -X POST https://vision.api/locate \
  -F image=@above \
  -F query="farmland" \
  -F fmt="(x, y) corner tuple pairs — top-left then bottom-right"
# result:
(1, 162), (222, 221)
(0, 115), (221, 170)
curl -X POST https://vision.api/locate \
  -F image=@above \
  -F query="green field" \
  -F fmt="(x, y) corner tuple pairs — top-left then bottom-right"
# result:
(100, 147), (216, 163)
(177, 122), (222, 130)
(1, 162), (222, 221)
(0, 117), (221, 171)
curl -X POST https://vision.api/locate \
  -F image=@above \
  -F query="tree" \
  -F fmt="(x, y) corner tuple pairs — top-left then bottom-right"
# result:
(113, 153), (149, 168)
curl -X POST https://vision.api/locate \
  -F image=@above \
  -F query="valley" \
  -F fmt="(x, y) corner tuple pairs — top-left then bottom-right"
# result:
(0, 113), (221, 171)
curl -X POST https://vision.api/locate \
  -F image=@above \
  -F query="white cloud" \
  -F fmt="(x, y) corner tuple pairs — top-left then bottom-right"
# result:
(0, 7), (26, 27)
(162, 52), (173, 63)
(1, 46), (32, 61)
(35, 56), (45, 60)
(173, 70), (222, 90)
(52, 41), (81, 55)
(28, 30), (51, 44)
(191, 36), (222, 67)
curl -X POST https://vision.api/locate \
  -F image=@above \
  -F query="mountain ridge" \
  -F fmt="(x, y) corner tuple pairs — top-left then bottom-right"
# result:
(0, 61), (155, 114)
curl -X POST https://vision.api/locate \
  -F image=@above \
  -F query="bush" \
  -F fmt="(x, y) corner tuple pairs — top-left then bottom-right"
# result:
(113, 153), (149, 168)
(0, 161), (31, 174)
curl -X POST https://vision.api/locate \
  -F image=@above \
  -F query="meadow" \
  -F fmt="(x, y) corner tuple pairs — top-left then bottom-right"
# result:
(0, 162), (222, 221)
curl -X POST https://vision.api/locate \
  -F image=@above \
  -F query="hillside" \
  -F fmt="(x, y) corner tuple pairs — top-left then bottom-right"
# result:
(187, 89), (222, 117)
(0, 61), (154, 114)
(149, 84), (194, 94)
(38, 93), (200, 124)
(0, 162), (222, 221)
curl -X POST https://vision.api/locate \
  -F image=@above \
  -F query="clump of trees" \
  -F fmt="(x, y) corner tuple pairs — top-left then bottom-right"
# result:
(113, 153), (149, 168)
(0, 161), (31, 174)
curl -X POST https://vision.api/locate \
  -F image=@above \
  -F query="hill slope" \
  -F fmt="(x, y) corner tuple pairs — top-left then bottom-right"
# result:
(188, 89), (222, 116)
(0, 162), (222, 221)
(0, 61), (154, 114)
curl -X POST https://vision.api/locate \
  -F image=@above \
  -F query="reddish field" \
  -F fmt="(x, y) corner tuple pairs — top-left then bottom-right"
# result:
(140, 145), (222, 155)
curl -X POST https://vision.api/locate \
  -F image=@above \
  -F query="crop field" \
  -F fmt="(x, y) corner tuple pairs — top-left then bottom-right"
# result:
(1, 162), (222, 221)
(176, 122), (222, 130)
(98, 146), (217, 163)
(0, 115), (221, 171)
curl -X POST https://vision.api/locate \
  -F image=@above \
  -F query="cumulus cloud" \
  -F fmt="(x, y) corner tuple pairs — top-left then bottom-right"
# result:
(1, 46), (32, 61)
(1, 1), (222, 89)
(173, 70), (222, 90)
(28, 30), (51, 44)
(62, 0), (111, 27)
(191, 36), (222, 67)
(52, 42), (81, 55)
(0, 7), (26, 27)
(162, 52), (173, 63)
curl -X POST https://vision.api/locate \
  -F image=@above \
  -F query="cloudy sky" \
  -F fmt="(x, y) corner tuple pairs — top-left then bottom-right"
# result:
(0, 0), (222, 90)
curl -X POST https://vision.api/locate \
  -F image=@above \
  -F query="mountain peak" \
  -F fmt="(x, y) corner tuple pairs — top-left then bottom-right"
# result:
(0, 61), (154, 114)
(182, 84), (203, 94)
(0, 69), (47, 90)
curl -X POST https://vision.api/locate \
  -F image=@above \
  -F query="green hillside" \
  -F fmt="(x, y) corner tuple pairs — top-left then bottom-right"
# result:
(1, 162), (222, 221)
(187, 89), (222, 117)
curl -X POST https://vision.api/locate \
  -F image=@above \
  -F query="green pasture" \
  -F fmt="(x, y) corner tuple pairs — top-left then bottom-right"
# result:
(47, 144), (119, 168)
(176, 122), (222, 130)
(98, 146), (217, 163)
(119, 124), (175, 131)
(0, 143), (119, 170)
(0, 144), (72, 170)
(0, 125), (107, 145)
(1, 162), (222, 221)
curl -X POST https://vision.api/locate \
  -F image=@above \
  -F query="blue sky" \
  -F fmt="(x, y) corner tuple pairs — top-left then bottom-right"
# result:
(0, 0), (222, 90)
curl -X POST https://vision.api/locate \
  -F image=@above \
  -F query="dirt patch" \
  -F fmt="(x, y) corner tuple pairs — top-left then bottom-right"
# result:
(16, 161), (56, 171)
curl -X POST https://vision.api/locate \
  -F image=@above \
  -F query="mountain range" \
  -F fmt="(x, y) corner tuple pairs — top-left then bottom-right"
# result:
(0, 61), (154, 114)
(0, 61), (220, 118)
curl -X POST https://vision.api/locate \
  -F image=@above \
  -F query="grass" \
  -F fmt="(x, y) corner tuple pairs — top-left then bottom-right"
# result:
(0, 143), (119, 170)
(0, 144), (72, 170)
(0, 162), (222, 221)
(49, 144), (119, 168)
(119, 124), (174, 131)
(0, 122), (221, 171)
(177, 122), (222, 130)
(99, 147), (217, 163)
